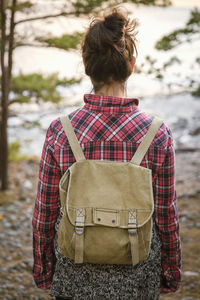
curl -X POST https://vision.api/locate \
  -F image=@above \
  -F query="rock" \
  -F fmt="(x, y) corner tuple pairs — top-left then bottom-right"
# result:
(5, 283), (15, 290)
(5, 256), (12, 262)
(7, 276), (12, 281)
(7, 230), (17, 236)
(0, 267), (8, 273)
(189, 283), (195, 289)
(11, 295), (19, 300)
(23, 258), (33, 270)
(195, 222), (200, 228)
(10, 268), (17, 273)
(181, 298), (197, 300)
(180, 216), (187, 223)
(179, 212), (198, 221)
(187, 223), (195, 229)
(177, 178), (184, 184)
(175, 117), (188, 129)
(19, 180), (33, 201)
(190, 126), (200, 136)
(15, 277), (23, 282)
(175, 147), (198, 153)
(0, 233), (5, 239)
(20, 262), (26, 269)
(10, 223), (18, 230)
(22, 180), (33, 189)
(17, 285), (25, 293)
(17, 251), (24, 258)
(3, 220), (12, 229)
(184, 271), (199, 277)
(6, 205), (18, 214)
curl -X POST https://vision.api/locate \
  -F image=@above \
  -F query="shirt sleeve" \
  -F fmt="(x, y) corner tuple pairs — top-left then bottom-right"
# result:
(153, 128), (182, 292)
(32, 123), (61, 289)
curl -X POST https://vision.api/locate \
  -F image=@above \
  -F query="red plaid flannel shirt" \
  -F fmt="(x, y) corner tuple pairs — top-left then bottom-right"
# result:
(32, 94), (181, 291)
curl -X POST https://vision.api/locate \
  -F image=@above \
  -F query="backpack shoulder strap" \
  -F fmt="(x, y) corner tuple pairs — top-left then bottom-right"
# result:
(130, 117), (163, 166)
(60, 115), (86, 162)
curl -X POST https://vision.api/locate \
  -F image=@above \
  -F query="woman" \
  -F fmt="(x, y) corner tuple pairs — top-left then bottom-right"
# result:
(32, 8), (181, 300)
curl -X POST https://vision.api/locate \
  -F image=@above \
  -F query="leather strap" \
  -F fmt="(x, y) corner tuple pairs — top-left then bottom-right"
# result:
(74, 208), (85, 264)
(60, 116), (86, 162)
(130, 117), (163, 166)
(128, 210), (139, 266)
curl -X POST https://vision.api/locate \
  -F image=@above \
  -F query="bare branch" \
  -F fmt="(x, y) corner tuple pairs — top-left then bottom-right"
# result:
(14, 43), (57, 49)
(14, 2), (108, 26)
(15, 11), (76, 26)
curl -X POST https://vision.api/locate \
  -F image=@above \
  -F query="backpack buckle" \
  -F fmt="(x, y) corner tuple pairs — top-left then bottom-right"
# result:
(75, 226), (84, 235)
(128, 228), (137, 236)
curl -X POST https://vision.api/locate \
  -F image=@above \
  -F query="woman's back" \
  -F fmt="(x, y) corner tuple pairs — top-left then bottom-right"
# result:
(32, 8), (181, 300)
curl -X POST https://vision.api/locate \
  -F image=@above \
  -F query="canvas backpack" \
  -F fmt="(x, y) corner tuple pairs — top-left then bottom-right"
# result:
(57, 115), (162, 266)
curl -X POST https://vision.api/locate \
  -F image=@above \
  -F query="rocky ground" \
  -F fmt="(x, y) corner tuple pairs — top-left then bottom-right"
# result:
(0, 151), (200, 300)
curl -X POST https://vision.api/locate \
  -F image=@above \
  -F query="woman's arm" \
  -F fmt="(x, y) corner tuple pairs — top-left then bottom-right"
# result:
(32, 123), (61, 289)
(153, 128), (182, 292)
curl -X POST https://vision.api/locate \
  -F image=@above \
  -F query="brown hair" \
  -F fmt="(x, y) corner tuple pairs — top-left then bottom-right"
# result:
(82, 8), (138, 90)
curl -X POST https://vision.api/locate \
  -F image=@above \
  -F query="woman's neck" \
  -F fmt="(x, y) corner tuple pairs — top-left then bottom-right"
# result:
(95, 82), (127, 98)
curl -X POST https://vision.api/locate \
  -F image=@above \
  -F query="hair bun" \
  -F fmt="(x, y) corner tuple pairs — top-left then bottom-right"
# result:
(104, 10), (126, 35)
(82, 7), (138, 86)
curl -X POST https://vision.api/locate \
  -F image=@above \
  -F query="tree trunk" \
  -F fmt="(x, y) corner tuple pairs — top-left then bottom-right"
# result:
(0, 0), (9, 190)
(0, 0), (16, 190)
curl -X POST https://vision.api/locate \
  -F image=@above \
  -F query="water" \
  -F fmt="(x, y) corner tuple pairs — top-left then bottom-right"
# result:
(8, 2), (200, 156)
(13, 3), (200, 97)
(8, 92), (200, 156)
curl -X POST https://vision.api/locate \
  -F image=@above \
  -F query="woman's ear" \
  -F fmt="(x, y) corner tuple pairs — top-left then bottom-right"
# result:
(131, 56), (136, 71)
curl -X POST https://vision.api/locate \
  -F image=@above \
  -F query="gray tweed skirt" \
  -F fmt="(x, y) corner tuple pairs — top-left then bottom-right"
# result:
(50, 219), (162, 300)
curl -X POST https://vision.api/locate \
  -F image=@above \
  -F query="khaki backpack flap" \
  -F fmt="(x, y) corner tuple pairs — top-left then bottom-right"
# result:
(58, 115), (162, 266)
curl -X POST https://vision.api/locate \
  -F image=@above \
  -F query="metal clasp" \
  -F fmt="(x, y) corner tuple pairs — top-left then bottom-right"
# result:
(75, 226), (84, 235)
(60, 207), (64, 216)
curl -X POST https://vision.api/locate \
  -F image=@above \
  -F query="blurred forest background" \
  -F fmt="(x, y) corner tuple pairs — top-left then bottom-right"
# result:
(0, 0), (200, 299)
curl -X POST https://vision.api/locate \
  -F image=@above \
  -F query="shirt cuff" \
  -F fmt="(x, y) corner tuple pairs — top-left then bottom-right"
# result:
(161, 261), (181, 292)
(33, 253), (56, 290)
(33, 267), (53, 290)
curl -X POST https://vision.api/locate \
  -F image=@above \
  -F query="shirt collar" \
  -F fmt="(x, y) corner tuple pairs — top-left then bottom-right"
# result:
(83, 94), (139, 114)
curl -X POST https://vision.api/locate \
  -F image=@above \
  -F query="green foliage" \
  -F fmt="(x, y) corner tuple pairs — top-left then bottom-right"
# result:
(9, 73), (81, 105)
(155, 9), (200, 51)
(196, 57), (200, 64)
(8, 141), (28, 162)
(72, 0), (171, 14)
(73, 0), (107, 15)
(154, 8), (200, 97)
(21, 120), (41, 129)
(192, 85), (200, 97)
(7, 1), (34, 12)
(155, 28), (194, 50)
(187, 9), (200, 26)
(163, 56), (181, 70)
(35, 33), (84, 50)
(135, 55), (182, 80)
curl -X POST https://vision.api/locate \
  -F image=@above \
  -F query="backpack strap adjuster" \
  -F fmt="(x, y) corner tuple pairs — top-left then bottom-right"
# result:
(74, 208), (85, 264)
(128, 210), (139, 266)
